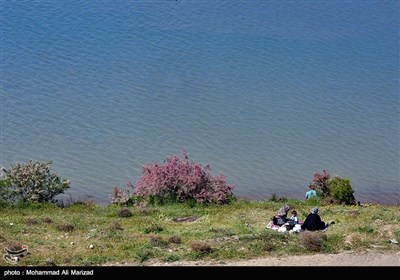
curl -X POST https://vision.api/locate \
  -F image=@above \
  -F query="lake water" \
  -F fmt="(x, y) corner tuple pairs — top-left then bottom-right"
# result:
(1, 0), (399, 205)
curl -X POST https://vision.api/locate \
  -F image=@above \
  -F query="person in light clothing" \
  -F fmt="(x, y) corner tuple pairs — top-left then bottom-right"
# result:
(305, 184), (317, 200)
(290, 210), (299, 224)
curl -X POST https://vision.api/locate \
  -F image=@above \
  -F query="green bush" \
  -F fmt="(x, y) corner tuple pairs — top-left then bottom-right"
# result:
(310, 170), (356, 205)
(329, 177), (356, 205)
(0, 178), (13, 206)
(0, 160), (70, 204)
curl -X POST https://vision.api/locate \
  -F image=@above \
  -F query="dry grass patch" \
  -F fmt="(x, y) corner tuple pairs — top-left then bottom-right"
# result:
(149, 235), (169, 247)
(43, 217), (53, 224)
(168, 236), (182, 244)
(346, 210), (360, 216)
(172, 216), (199, 223)
(377, 224), (400, 239)
(344, 232), (363, 245)
(109, 221), (123, 231)
(144, 224), (164, 234)
(6, 241), (24, 251)
(300, 231), (325, 252)
(56, 223), (75, 232)
(190, 241), (213, 254)
(25, 218), (39, 226)
(117, 208), (132, 218)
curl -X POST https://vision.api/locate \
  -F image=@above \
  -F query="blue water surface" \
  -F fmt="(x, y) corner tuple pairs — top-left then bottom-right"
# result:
(1, 0), (399, 204)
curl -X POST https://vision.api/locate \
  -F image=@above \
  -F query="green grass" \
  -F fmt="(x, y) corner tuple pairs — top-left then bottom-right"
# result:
(0, 199), (399, 266)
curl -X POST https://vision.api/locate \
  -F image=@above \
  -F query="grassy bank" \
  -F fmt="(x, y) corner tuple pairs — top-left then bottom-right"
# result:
(0, 199), (399, 266)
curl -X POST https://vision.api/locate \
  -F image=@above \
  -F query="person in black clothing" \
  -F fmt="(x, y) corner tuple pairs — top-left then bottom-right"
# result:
(301, 207), (332, 231)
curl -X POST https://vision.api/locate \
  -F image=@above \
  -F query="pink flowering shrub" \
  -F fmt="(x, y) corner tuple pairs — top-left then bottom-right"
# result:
(130, 149), (234, 204)
(311, 169), (331, 196)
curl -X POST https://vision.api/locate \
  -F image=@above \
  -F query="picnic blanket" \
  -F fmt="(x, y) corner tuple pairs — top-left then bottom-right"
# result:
(266, 221), (330, 233)
(266, 221), (303, 233)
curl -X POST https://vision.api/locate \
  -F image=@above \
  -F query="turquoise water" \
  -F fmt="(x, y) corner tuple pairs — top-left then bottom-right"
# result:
(1, 0), (399, 204)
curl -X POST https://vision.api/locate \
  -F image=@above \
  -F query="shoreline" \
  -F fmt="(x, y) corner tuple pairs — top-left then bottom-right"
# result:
(60, 191), (400, 207)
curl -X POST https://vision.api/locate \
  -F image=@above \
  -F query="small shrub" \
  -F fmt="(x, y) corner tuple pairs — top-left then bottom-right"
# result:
(43, 217), (53, 224)
(131, 149), (235, 204)
(111, 187), (132, 205)
(190, 242), (213, 254)
(117, 208), (132, 218)
(56, 223), (75, 232)
(168, 236), (182, 244)
(144, 224), (164, 234)
(109, 221), (123, 231)
(300, 231), (325, 252)
(1, 160), (70, 204)
(25, 218), (39, 226)
(149, 235), (168, 247)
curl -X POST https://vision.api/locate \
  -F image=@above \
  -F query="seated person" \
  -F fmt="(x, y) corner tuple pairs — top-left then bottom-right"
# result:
(272, 204), (290, 226)
(301, 208), (329, 231)
(289, 210), (299, 224)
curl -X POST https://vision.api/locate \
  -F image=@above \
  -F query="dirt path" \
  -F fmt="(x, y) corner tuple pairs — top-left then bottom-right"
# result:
(144, 251), (400, 266)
